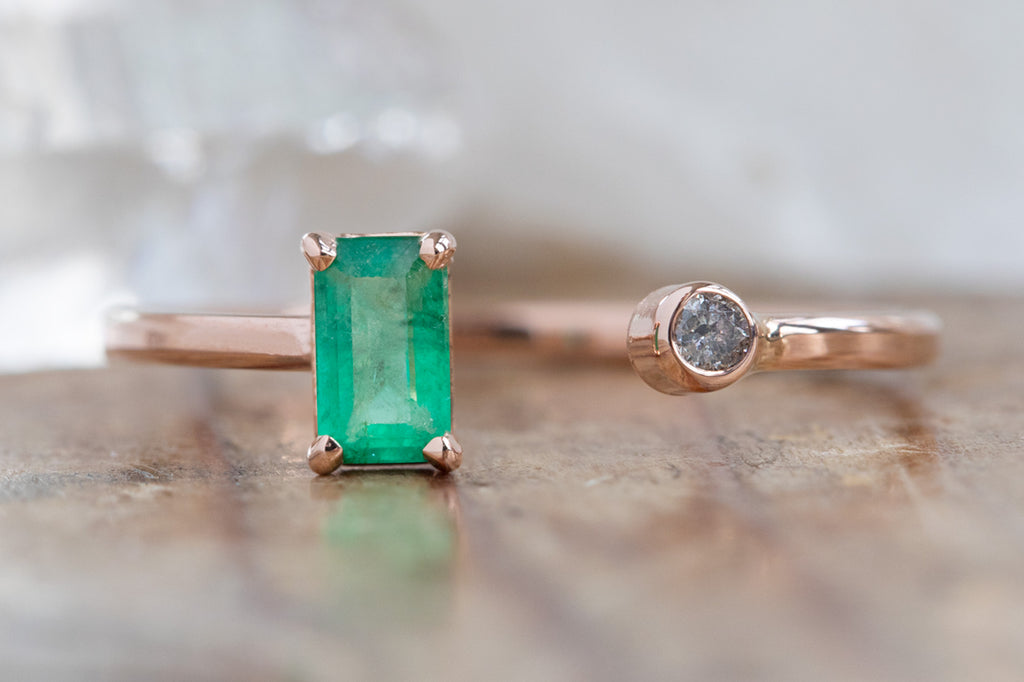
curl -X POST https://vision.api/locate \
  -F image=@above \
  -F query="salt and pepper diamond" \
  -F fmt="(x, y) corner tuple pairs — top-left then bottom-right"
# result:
(672, 292), (753, 372)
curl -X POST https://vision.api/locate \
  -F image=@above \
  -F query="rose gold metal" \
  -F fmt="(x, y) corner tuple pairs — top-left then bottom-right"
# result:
(105, 310), (310, 370)
(453, 300), (630, 360)
(106, 293), (940, 385)
(628, 282), (759, 394)
(307, 435), (344, 475)
(419, 230), (457, 270)
(422, 433), (463, 473)
(754, 312), (939, 371)
(106, 273), (939, 402)
(301, 232), (336, 272)
(628, 281), (941, 395)
(105, 303), (634, 369)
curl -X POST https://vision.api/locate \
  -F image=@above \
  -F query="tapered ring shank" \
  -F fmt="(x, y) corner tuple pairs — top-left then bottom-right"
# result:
(106, 311), (312, 370)
(754, 312), (940, 371)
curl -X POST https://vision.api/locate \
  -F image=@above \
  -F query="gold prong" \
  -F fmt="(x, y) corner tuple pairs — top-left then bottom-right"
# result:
(301, 233), (337, 272)
(419, 231), (457, 270)
(423, 433), (462, 473)
(307, 435), (343, 475)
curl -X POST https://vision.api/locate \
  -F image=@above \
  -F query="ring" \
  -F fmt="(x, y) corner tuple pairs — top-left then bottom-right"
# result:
(106, 234), (942, 474)
(627, 281), (940, 395)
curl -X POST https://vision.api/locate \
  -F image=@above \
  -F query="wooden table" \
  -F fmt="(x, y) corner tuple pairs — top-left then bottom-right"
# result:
(0, 297), (1021, 680)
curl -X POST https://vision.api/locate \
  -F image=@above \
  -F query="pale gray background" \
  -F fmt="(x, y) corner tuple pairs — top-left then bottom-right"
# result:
(1, 0), (1021, 371)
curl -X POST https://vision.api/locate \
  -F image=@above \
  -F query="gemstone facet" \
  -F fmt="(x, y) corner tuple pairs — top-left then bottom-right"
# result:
(313, 235), (451, 465)
(672, 292), (753, 372)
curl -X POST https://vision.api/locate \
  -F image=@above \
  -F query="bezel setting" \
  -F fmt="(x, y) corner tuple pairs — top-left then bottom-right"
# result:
(628, 281), (759, 395)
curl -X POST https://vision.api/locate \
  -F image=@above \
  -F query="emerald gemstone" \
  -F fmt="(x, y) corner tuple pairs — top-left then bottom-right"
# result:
(313, 235), (451, 465)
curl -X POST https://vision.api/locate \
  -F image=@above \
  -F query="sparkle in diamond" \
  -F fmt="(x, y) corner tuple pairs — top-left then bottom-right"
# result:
(672, 292), (752, 372)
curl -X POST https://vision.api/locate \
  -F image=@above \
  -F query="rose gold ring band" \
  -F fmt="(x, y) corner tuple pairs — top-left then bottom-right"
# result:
(106, 301), (940, 375)
(103, 303), (634, 370)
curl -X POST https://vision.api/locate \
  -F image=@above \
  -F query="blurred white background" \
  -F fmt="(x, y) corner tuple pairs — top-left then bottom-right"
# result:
(1, 0), (1022, 372)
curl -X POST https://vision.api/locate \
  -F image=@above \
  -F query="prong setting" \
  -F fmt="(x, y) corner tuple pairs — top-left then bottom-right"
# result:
(307, 233), (458, 472)
(302, 232), (337, 272)
(423, 433), (462, 473)
(419, 231), (457, 270)
(307, 434), (344, 475)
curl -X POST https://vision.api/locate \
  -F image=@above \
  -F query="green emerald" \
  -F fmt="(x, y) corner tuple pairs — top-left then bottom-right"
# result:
(313, 235), (451, 465)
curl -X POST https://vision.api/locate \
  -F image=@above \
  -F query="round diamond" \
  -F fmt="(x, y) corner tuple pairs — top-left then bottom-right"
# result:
(672, 292), (752, 372)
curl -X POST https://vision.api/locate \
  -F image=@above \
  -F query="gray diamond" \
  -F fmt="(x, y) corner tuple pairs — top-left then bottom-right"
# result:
(672, 292), (752, 372)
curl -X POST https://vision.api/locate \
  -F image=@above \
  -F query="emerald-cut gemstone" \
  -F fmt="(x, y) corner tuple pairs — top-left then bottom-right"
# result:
(313, 235), (451, 465)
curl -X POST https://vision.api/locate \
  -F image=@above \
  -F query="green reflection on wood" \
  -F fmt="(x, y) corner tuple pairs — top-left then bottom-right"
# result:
(320, 473), (458, 625)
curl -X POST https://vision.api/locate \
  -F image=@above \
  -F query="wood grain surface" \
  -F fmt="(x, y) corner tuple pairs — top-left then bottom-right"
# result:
(0, 297), (1021, 681)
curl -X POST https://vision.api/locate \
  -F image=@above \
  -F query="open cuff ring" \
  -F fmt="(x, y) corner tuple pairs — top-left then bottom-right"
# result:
(105, 231), (941, 475)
